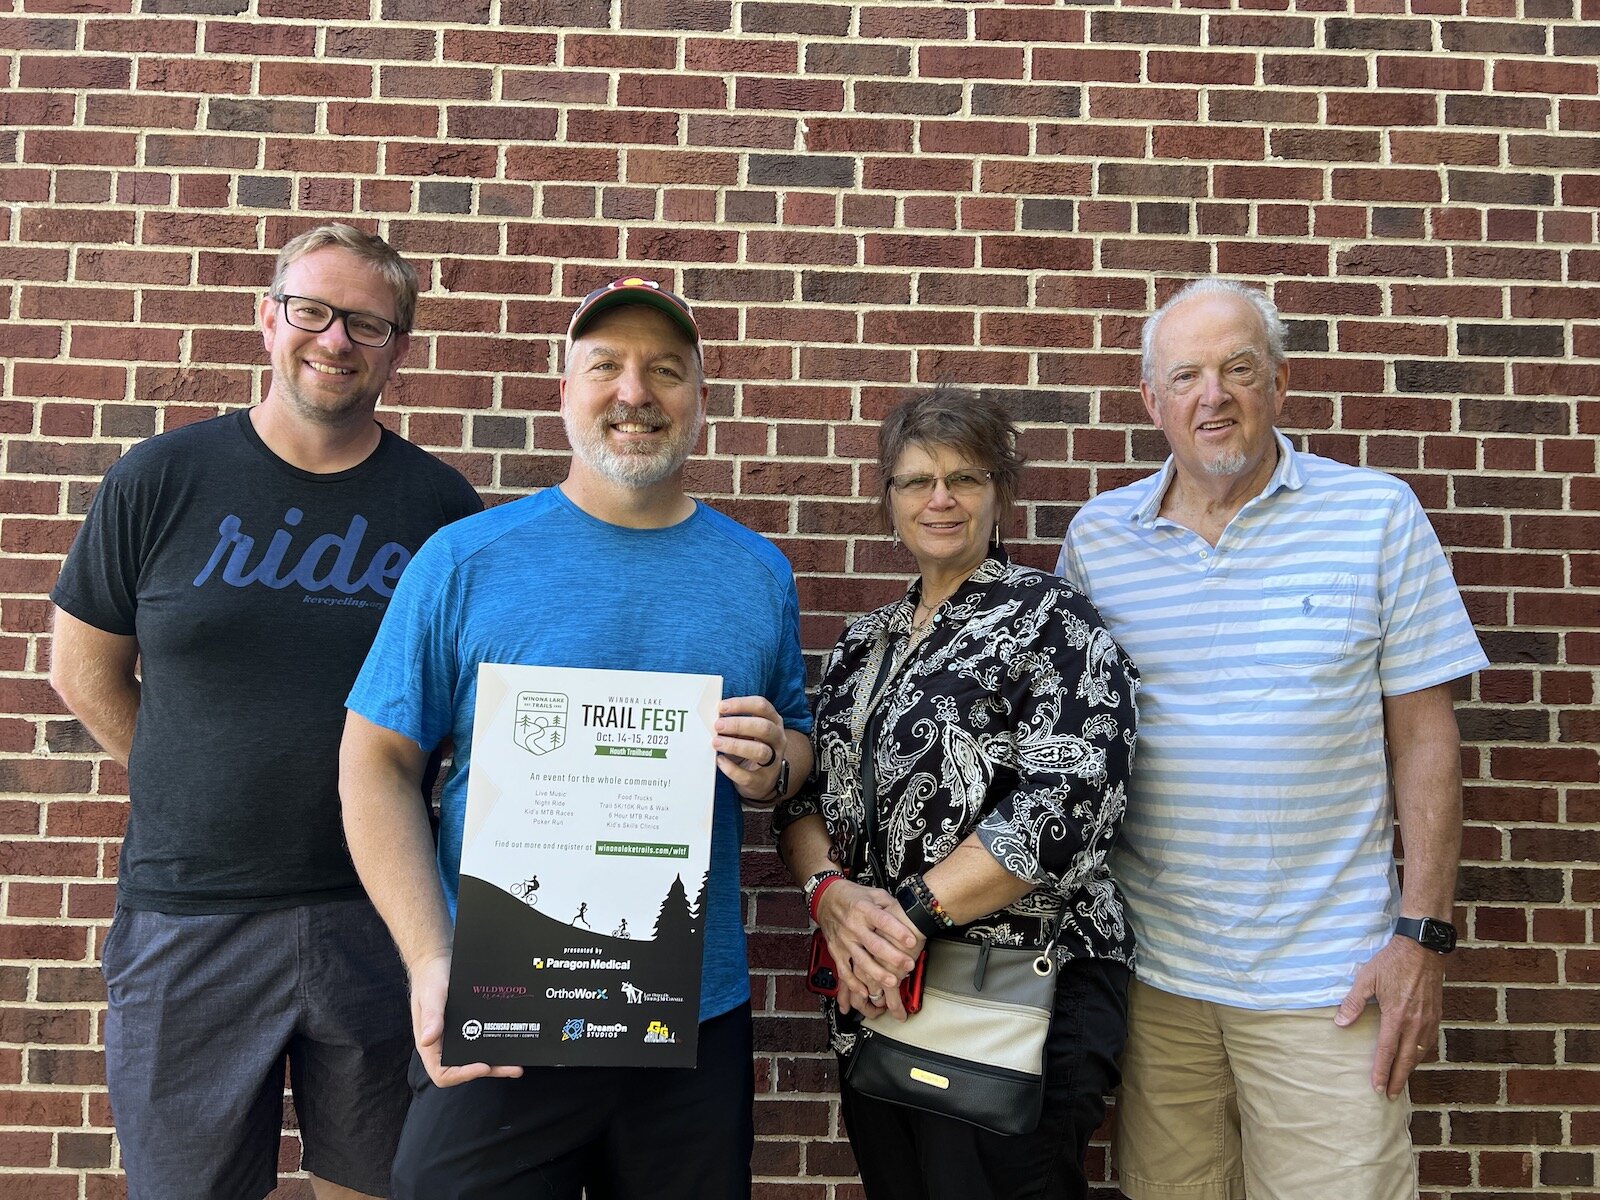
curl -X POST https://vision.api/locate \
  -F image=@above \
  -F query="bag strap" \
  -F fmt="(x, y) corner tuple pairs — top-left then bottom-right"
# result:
(850, 641), (899, 883)
(852, 592), (1068, 958)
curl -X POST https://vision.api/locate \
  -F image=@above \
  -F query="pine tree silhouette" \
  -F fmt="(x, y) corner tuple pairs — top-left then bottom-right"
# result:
(688, 872), (709, 938)
(652, 873), (695, 944)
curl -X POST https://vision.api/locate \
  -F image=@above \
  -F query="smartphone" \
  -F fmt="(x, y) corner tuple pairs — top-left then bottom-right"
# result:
(806, 929), (840, 997)
(806, 931), (928, 1016)
(899, 946), (928, 1015)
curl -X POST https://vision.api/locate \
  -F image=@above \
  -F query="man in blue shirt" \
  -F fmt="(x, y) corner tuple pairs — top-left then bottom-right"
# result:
(1060, 281), (1486, 1200)
(340, 278), (813, 1200)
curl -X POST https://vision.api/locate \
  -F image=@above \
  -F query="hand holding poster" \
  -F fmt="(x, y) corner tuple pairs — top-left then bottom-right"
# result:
(443, 663), (721, 1067)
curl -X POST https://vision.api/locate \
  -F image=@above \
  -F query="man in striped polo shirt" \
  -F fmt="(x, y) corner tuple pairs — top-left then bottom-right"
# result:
(1058, 280), (1487, 1200)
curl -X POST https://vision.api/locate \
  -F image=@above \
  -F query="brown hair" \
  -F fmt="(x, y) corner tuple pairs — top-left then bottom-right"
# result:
(269, 223), (419, 334)
(877, 389), (1023, 533)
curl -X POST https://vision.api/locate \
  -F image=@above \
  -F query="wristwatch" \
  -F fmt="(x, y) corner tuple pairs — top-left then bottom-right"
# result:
(766, 756), (790, 801)
(894, 881), (945, 939)
(1394, 916), (1457, 954)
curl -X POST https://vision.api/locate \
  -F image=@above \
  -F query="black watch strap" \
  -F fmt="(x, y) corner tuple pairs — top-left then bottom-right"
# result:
(894, 882), (944, 939)
(766, 756), (790, 801)
(1394, 916), (1456, 954)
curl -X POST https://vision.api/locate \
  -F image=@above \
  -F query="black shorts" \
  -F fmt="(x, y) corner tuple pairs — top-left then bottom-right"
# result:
(393, 1003), (755, 1200)
(102, 900), (412, 1200)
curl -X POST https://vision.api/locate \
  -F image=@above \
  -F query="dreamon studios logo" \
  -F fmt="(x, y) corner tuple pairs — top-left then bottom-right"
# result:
(562, 1018), (627, 1041)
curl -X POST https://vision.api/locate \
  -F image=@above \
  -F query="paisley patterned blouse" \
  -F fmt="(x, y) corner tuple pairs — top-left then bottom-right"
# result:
(777, 550), (1140, 973)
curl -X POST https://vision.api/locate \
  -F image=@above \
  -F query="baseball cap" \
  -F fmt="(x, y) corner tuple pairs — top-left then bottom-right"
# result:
(566, 277), (700, 347)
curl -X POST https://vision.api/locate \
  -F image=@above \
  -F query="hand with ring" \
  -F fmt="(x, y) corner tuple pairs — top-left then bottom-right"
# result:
(713, 695), (786, 800)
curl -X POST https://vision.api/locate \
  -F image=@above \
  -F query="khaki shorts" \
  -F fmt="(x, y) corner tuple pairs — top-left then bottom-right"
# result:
(1114, 979), (1417, 1200)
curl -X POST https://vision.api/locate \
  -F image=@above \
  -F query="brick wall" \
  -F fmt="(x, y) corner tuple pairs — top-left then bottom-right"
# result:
(2, 0), (1597, 1195)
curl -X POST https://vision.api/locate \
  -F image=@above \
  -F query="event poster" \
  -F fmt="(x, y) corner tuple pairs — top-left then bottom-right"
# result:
(442, 663), (722, 1068)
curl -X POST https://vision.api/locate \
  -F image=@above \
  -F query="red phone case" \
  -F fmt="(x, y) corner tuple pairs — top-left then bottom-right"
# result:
(806, 930), (928, 1015)
(899, 946), (928, 1014)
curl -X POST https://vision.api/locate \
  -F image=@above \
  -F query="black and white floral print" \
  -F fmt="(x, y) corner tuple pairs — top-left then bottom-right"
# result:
(779, 550), (1140, 974)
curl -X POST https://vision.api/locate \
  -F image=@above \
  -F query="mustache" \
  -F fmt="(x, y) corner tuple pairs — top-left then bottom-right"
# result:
(603, 404), (668, 430)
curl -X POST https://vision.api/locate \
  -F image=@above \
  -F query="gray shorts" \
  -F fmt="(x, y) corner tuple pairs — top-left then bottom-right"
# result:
(102, 899), (412, 1200)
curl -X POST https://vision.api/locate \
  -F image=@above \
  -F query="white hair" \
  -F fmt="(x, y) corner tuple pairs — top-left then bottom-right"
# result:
(1140, 280), (1287, 386)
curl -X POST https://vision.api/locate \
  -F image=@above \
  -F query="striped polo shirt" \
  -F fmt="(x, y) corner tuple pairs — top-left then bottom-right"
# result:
(1059, 432), (1487, 1009)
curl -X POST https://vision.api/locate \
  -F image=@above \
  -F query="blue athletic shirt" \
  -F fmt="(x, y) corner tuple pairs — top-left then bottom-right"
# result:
(347, 486), (811, 1022)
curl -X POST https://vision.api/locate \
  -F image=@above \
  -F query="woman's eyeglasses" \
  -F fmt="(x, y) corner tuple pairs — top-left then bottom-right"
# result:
(886, 470), (994, 497)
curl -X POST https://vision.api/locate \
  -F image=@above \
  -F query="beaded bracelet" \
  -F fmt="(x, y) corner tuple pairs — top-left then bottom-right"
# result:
(906, 872), (955, 929)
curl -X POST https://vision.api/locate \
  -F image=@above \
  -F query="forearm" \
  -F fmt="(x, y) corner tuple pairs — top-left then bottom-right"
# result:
(49, 610), (140, 766)
(777, 726), (813, 802)
(340, 716), (453, 974)
(922, 834), (1034, 926)
(59, 677), (139, 767)
(1385, 684), (1464, 921)
(778, 812), (836, 887)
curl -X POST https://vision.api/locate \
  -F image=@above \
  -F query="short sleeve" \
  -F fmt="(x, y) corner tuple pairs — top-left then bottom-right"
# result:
(346, 532), (463, 752)
(51, 464), (142, 636)
(1375, 486), (1488, 697)
(770, 579), (812, 733)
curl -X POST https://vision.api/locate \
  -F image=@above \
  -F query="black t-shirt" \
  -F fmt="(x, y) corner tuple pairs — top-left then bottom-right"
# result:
(52, 409), (482, 913)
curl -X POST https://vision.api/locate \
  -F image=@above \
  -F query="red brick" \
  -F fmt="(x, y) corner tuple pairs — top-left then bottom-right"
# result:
(919, 45), (1024, 80)
(1147, 49), (1256, 86)
(204, 20), (315, 56)
(379, 65), (493, 100)
(1496, 58), (1598, 96)
(684, 37), (795, 74)
(137, 56), (252, 94)
(563, 33), (676, 69)
(22, 130), (138, 167)
(1034, 48), (1139, 84)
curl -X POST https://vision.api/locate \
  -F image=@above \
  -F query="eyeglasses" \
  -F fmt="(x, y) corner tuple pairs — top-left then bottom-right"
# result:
(273, 294), (401, 348)
(886, 469), (994, 497)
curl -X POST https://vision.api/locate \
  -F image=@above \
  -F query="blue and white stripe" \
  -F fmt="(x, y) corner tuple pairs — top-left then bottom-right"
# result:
(1060, 432), (1487, 1008)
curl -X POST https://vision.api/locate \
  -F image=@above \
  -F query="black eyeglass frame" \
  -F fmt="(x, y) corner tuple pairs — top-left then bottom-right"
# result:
(271, 293), (404, 348)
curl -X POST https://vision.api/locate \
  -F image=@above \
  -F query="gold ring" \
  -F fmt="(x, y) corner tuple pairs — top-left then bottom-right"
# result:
(1415, 1044), (1427, 1054)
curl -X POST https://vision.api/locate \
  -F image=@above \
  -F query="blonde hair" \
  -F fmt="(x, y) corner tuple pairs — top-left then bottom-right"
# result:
(270, 223), (418, 334)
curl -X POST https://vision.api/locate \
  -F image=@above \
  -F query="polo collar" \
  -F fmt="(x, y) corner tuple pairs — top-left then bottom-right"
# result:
(1132, 430), (1305, 528)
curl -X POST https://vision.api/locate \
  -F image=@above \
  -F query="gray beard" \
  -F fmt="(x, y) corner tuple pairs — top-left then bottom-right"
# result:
(1203, 449), (1248, 477)
(564, 406), (704, 489)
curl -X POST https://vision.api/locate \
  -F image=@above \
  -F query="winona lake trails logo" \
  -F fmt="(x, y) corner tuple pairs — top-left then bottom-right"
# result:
(514, 691), (568, 756)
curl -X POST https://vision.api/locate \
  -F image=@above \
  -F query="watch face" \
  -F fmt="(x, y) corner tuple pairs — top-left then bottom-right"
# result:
(1419, 918), (1457, 953)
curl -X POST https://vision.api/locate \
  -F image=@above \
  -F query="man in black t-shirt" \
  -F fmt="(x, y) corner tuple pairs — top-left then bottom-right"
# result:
(50, 224), (481, 1200)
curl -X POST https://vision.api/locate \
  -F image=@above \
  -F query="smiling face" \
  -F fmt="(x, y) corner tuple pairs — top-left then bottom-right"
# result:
(258, 246), (409, 429)
(888, 441), (999, 583)
(1142, 290), (1288, 493)
(559, 304), (708, 491)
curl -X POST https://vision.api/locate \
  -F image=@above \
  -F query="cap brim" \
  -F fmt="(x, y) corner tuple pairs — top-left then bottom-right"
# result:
(569, 288), (700, 346)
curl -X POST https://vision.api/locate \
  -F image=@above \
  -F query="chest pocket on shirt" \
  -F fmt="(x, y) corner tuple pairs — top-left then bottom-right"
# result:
(1255, 573), (1358, 666)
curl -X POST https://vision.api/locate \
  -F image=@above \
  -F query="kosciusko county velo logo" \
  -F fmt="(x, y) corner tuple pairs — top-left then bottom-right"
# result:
(514, 691), (568, 755)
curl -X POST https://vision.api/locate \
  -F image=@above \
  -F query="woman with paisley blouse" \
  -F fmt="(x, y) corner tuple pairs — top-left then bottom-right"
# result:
(776, 390), (1140, 1200)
